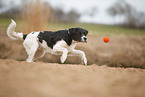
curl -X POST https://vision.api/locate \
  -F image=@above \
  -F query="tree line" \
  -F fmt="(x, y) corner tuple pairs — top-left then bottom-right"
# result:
(0, 0), (80, 23)
(107, 0), (145, 29)
(0, 0), (145, 29)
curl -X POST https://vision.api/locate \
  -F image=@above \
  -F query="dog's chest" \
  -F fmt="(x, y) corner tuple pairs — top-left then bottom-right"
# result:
(40, 40), (53, 53)
(40, 40), (77, 52)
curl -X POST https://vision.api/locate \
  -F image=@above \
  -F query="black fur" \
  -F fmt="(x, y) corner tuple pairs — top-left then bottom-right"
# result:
(38, 27), (88, 48)
(69, 27), (88, 41)
(23, 34), (27, 40)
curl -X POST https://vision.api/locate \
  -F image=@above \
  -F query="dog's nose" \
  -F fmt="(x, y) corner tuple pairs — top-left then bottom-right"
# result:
(84, 37), (87, 41)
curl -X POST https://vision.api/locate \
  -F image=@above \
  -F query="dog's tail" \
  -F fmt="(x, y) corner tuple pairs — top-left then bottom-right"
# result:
(7, 19), (24, 40)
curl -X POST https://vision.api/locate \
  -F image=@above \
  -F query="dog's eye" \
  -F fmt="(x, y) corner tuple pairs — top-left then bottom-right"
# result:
(79, 32), (82, 35)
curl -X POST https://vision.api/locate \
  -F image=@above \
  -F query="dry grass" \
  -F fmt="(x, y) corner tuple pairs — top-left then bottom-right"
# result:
(22, 0), (51, 34)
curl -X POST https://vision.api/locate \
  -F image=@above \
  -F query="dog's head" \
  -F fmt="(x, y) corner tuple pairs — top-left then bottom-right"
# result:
(68, 27), (88, 42)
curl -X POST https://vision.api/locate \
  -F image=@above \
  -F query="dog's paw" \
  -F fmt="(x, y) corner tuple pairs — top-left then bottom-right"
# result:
(84, 58), (87, 66)
(60, 56), (67, 63)
(26, 59), (34, 63)
(83, 58), (87, 65)
(81, 57), (87, 65)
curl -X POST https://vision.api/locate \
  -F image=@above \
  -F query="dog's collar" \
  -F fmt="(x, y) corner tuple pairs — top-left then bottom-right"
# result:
(67, 29), (70, 34)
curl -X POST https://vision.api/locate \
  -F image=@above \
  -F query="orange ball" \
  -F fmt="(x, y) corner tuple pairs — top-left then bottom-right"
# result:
(103, 36), (110, 43)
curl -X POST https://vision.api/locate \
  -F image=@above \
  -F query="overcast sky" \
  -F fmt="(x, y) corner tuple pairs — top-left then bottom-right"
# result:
(2, 0), (145, 24)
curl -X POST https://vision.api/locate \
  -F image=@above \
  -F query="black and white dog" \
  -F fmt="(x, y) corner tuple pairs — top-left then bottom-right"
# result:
(7, 19), (88, 65)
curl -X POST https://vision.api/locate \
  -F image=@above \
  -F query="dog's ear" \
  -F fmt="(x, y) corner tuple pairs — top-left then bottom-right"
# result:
(84, 29), (88, 36)
(69, 28), (76, 35)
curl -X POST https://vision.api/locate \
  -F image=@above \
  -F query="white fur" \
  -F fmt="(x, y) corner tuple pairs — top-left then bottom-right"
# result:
(7, 20), (88, 65)
(53, 40), (87, 65)
(7, 19), (23, 40)
(81, 35), (87, 42)
(23, 32), (40, 62)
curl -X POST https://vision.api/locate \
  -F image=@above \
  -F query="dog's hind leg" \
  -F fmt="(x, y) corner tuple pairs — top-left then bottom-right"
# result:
(26, 45), (39, 62)
(34, 48), (46, 60)
(23, 41), (39, 62)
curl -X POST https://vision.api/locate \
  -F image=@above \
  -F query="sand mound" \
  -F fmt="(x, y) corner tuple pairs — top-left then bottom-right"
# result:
(0, 34), (145, 68)
(0, 59), (145, 97)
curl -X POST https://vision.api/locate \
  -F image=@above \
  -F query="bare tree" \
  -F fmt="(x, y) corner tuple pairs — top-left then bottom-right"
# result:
(0, 0), (4, 9)
(52, 7), (80, 23)
(1, 1), (21, 18)
(84, 7), (98, 17)
(107, 0), (131, 24)
(107, 0), (145, 28)
(66, 9), (80, 22)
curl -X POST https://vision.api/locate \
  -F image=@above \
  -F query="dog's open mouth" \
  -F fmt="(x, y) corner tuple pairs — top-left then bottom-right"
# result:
(83, 40), (87, 43)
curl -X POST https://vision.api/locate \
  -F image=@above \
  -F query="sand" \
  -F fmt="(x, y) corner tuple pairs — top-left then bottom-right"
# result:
(0, 59), (145, 97)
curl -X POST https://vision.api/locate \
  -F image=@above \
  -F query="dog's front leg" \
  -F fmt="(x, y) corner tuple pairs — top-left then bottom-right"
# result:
(53, 47), (68, 63)
(69, 49), (87, 65)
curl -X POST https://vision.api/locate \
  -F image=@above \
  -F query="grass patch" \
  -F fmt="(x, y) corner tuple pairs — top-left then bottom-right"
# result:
(48, 23), (145, 36)
(0, 17), (145, 36)
(0, 17), (11, 25)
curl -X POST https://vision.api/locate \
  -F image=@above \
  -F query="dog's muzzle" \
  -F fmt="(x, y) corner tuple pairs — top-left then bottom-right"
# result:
(81, 36), (88, 42)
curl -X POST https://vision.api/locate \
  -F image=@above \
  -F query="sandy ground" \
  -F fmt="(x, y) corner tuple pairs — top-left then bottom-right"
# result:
(0, 59), (145, 97)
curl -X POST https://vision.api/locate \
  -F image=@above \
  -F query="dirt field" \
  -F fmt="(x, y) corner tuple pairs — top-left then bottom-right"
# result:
(0, 59), (145, 97)
(0, 19), (145, 97)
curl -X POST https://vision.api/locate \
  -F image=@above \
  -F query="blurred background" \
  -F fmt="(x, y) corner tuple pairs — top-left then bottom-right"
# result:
(0, 0), (145, 68)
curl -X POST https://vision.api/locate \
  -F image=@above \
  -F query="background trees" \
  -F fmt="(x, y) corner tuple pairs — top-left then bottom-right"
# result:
(107, 0), (145, 28)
